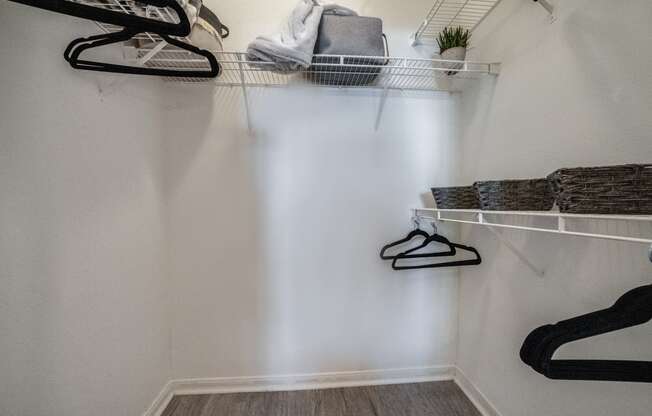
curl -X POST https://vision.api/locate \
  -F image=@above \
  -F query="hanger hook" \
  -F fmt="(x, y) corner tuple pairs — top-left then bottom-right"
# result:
(648, 244), (652, 263)
(413, 215), (421, 230)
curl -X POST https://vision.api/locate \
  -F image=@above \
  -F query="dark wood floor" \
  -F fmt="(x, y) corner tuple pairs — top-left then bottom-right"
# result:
(161, 381), (481, 416)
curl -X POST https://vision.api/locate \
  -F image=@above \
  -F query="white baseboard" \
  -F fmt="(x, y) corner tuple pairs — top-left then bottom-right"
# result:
(144, 365), (504, 416)
(172, 365), (455, 395)
(142, 381), (175, 416)
(453, 368), (502, 416)
(143, 365), (454, 416)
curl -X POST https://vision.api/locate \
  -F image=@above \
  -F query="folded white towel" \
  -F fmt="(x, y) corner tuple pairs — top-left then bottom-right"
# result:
(246, 0), (357, 72)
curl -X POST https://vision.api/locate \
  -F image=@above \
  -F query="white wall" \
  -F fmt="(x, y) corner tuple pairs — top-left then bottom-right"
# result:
(164, 0), (463, 379)
(0, 4), (170, 416)
(456, 1), (652, 415)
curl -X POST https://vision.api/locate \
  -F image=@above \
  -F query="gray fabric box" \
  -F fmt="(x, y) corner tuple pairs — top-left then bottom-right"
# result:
(309, 15), (388, 86)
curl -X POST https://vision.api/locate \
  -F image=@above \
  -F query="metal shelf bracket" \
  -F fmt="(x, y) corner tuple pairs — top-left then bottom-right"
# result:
(375, 87), (390, 132)
(478, 211), (545, 276)
(485, 224), (546, 277)
(236, 54), (253, 134)
(412, 208), (546, 276)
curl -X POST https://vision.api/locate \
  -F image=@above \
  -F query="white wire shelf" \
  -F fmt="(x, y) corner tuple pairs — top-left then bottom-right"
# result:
(412, 0), (556, 45)
(70, 0), (500, 91)
(135, 50), (499, 91)
(414, 208), (652, 246)
(412, 0), (504, 45)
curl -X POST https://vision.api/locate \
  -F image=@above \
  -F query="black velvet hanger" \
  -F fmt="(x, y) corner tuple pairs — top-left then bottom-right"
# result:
(380, 228), (456, 260)
(520, 284), (652, 383)
(64, 29), (220, 78)
(395, 229), (459, 259)
(10, 0), (222, 78)
(9, 0), (192, 37)
(391, 242), (481, 270)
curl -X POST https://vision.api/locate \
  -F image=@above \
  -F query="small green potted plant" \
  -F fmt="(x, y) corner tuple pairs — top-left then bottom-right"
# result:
(437, 26), (471, 75)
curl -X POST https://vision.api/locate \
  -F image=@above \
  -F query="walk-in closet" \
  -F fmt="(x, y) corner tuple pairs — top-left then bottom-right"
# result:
(1, 1), (651, 415)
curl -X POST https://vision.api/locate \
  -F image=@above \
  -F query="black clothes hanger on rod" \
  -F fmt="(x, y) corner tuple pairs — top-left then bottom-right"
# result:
(380, 219), (456, 260)
(392, 242), (481, 270)
(392, 223), (459, 260)
(64, 29), (221, 78)
(520, 284), (652, 383)
(380, 214), (481, 270)
(10, 0), (222, 78)
(8, 0), (191, 37)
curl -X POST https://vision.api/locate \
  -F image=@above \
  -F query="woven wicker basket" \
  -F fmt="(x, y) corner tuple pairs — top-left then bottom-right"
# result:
(548, 164), (652, 214)
(474, 179), (554, 211)
(431, 186), (479, 209)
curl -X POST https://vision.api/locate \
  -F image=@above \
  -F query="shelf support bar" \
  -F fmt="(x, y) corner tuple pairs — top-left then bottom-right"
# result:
(534, 0), (556, 22)
(485, 226), (546, 277)
(535, 0), (554, 14)
(375, 87), (390, 131)
(135, 40), (168, 66)
(237, 54), (253, 134)
(424, 209), (546, 277)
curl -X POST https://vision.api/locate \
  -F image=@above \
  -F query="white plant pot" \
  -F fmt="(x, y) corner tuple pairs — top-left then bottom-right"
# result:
(440, 46), (467, 76)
